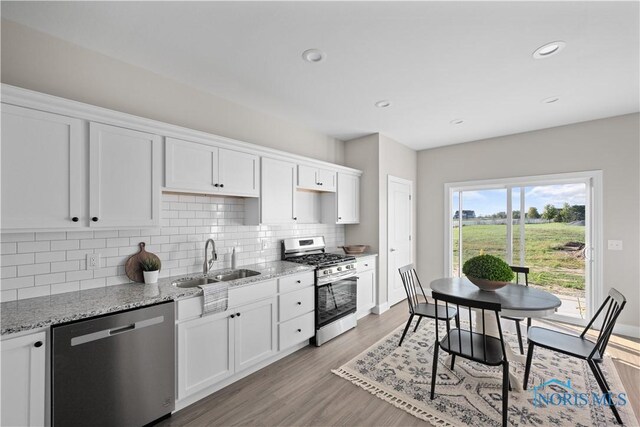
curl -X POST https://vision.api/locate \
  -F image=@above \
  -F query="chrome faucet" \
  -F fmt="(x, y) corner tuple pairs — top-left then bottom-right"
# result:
(203, 238), (217, 275)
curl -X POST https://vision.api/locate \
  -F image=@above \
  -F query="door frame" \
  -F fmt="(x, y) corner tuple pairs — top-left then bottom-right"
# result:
(443, 170), (603, 325)
(387, 175), (414, 306)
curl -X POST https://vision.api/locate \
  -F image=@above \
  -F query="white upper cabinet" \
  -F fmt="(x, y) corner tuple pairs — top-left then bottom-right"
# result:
(90, 123), (161, 228)
(218, 148), (259, 197)
(322, 172), (360, 224)
(1, 105), (85, 230)
(337, 173), (360, 223)
(258, 157), (296, 224)
(297, 164), (336, 192)
(165, 137), (259, 197)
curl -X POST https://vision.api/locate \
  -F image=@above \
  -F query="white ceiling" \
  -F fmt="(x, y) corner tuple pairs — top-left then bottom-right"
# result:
(2, 1), (638, 150)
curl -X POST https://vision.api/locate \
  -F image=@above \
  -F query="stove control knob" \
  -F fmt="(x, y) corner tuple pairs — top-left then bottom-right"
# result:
(323, 270), (330, 275)
(337, 267), (342, 271)
(345, 265), (352, 269)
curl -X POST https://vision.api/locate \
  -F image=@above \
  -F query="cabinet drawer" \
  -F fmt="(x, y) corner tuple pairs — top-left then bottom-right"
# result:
(229, 280), (277, 308)
(279, 287), (314, 322)
(356, 256), (376, 271)
(278, 272), (314, 294)
(278, 311), (314, 351)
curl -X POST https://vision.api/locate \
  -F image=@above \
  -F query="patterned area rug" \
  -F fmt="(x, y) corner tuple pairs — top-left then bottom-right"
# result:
(333, 319), (637, 426)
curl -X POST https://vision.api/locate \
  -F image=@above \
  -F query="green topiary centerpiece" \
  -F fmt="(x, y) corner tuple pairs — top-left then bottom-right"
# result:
(462, 254), (514, 291)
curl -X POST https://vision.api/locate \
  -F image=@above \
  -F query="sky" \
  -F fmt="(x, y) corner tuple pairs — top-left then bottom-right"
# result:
(454, 184), (587, 217)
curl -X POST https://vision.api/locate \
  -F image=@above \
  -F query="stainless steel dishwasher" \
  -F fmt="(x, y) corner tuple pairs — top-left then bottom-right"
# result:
(52, 301), (175, 427)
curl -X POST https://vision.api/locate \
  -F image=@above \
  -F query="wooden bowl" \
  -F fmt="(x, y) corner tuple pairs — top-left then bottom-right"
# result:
(340, 245), (368, 254)
(466, 276), (510, 291)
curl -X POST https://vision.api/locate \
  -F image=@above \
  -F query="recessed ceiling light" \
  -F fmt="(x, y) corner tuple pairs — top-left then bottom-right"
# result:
(450, 119), (464, 125)
(533, 41), (566, 59)
(375, 100), (391, 108)
(542, 96), (560, 104)
(302, 49), (326, 63)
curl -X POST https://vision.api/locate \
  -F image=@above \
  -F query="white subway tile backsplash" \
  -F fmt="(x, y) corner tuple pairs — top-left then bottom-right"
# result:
(17, 263), (50, 277)
(18, 285), (51, 300)
(35, 251), (66, 263)
(2, 253), (35, 266)
(35, 272), (67, 286)
(51, 240), (80, 251)
(1, 193), (345, 301)
(50, 260), (80, 273)
(17, 241), (50, 253)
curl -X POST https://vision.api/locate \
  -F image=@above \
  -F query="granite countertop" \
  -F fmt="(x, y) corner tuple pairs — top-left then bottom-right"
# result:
(1, 260), (313, 336)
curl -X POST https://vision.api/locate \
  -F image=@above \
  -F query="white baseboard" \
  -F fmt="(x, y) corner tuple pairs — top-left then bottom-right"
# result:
(372, 302), (389, 315)
(613, 322), (640, 339)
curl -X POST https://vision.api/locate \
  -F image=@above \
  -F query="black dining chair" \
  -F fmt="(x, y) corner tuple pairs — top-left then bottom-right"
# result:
(501, 265), (531, 354)
(430, 291), (510, 427)
(397, 264), (458, 347)
(523, 288), (627, 425)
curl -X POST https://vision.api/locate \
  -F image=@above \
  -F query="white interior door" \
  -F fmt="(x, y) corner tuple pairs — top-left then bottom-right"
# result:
(387, 176), (413, 306)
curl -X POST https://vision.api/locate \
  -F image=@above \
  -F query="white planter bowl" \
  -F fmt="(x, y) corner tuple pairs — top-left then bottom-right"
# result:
(143, 270), (159, 284)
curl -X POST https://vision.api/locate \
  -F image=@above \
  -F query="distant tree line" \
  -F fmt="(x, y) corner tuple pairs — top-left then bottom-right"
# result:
(473, 204), (585, 223)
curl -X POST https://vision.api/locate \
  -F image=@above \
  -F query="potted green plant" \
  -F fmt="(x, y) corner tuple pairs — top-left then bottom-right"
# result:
(462, 254), (514, 291)
(140, 257), (161, 284)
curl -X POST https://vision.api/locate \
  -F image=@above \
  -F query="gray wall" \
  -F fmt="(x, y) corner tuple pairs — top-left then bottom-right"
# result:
(416, 113), (640, 330)
(344, 133), (417, 308)
(0, 19), (344, 164)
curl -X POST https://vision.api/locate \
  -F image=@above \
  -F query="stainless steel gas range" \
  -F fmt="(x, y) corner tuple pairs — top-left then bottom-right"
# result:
(282, 236), (357, 346)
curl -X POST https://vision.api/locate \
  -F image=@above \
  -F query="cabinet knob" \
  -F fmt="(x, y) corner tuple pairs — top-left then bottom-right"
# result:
(338, 217), (342, 220)
(214, 183), (220, 187)
(71, 217), (79, 222)
(92, 217), (99, 222)
(297, 301), (302, 305)
(364, 264), (369, 267)
(220, 184), (224, 188)
(297, 329), (302, 333)
(34, 341), (43, 348)
(236, 312), (241, 317)
(296, 280), (301, 283)
(230, 314), (235, 318)
(319, 182), (323, 186)
(293, 217), (297, 221)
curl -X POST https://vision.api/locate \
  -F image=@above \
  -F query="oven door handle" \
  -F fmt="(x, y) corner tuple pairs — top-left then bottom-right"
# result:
(317, 271), (358, 286)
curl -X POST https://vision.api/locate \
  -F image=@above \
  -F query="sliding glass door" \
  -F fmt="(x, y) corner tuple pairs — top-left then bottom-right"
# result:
(447, 172), (601, 324)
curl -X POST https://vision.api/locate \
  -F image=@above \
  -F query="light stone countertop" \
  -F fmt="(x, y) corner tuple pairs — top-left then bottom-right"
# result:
(1, 260), (313, 336)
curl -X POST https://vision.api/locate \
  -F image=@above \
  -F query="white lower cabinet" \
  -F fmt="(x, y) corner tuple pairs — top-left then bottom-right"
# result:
(177, 311), (234, 400)
(356, 256), (377, 318)
(233, 298), (277, 372)
(1, 331), (47, 427)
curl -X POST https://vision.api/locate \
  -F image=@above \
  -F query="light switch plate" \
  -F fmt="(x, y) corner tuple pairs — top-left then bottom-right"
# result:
(87, 253), (101, 269)
(607, 240), (623, 251)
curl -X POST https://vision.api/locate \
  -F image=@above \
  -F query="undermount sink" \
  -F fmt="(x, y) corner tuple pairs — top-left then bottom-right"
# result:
(213, 269), (261, 282)
(172, 277), (219, 288)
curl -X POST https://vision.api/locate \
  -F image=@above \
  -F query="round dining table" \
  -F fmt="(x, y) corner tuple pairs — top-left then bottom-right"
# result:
(430, 277), (562, 391)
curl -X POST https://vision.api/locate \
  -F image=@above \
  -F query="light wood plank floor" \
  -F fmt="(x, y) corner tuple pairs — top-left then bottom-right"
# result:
(158, 301), (639, 426)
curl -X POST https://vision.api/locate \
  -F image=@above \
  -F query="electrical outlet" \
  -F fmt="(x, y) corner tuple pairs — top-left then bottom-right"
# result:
(607, 240), (623, 251)
(87, 253), (101, 269)
(261, 240), (269, 250)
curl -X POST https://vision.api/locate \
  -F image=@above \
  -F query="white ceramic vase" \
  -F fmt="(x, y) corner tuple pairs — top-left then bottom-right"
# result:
(143, 270), (159, 284)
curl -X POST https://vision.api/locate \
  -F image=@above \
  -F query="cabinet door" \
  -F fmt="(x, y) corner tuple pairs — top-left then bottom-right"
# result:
(337, 173), (360, 224)
(218, 149), (259, 197)
(317, 169), (337, 192)
(260, 158), (296, 224)
(177, 312), (234, 400)
(234, 298), (277, 372)
(357, 268), (376, 317)
(165, 137), (218, 192)
(297, 165), (319, 190)
(1, 104), (84, 229)
(89, 123), (161, 228)
(1, 331), (46, 427)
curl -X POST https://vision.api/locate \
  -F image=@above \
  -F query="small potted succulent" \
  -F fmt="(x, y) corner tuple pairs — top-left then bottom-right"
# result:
(140, 257), (161, 284)
(462, 254), (514, 291)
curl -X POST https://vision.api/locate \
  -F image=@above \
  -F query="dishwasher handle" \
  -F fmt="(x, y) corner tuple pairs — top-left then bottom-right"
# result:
(70, 315), (165, 346)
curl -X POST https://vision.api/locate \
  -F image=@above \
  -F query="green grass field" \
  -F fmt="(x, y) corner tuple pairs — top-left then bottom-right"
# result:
(453, 222), (585, 291)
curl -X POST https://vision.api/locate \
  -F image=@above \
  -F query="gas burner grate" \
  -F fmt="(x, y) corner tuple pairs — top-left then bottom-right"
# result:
(287, 253), (355, 267)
